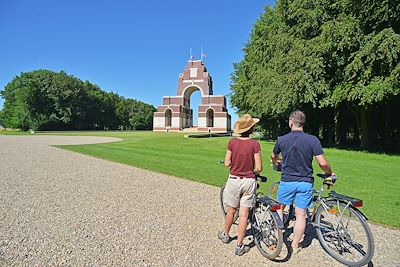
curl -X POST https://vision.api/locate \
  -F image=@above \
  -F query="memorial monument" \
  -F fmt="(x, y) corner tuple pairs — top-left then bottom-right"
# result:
(153, 58), (231, 133)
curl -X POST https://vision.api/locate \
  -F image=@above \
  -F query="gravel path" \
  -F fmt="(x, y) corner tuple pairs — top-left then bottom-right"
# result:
(0, 135), (399, 267)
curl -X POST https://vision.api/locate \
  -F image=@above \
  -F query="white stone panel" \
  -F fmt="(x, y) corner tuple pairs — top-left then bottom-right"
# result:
(172, 117), (181, 128)
(190, 68), (198, 78)
(153, 117), (165, 128)
(198, 117), (206, 128)
(183, 79), (204, 83)
(214, 117), (227, 128)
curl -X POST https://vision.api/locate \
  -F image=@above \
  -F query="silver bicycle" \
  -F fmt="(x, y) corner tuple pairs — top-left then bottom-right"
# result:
(269, 174), (374, 267)
(220, 174), (285, 259)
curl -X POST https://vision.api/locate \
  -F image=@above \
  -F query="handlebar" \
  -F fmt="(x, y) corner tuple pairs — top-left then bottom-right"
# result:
(272, 163), (281, 172)
(316, 173), (337, 179)
(317, 173), (338, 186)
(256, 175), (267, 183)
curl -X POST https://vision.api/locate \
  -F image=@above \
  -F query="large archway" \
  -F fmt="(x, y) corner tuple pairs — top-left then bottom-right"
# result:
(182, 85), (202, 128)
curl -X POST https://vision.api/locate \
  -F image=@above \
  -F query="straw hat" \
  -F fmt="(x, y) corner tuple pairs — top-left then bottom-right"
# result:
(233, 114), (259, 135)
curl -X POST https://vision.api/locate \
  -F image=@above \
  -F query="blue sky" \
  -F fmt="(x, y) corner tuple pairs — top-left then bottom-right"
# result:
(0, 0), (274, 124)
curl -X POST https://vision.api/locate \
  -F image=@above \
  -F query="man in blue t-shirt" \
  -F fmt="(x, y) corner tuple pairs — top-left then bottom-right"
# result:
(271, 110), (334, 254)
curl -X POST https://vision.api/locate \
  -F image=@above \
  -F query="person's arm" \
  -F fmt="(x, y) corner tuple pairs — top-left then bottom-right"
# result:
(313, 137), (334, 176)
(224, 149), (232, 167)
(271, 152), (280, 164)
(315, 154), (333, 176)
(271, 138), (281, 164)
(254, 152), (262, 175)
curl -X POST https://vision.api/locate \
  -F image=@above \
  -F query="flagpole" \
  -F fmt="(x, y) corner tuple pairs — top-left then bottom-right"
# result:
(201, 47), (203, 61)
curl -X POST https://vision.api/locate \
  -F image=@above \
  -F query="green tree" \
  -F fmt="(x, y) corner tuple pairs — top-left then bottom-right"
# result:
(1, 69), (155, 131)
(115, 97), (156, 130)
(231, 0), (400, 150)
(1, 70), (88, 130)
(128, 101), (156, 130)
(0, 110), (5, 128)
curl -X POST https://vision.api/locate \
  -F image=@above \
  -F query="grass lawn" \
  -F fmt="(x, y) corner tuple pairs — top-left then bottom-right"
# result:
(0, 130), (32, 135)
(5, 130), (399, 228)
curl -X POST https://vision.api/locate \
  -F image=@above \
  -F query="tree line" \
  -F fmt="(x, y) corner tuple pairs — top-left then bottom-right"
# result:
(231, 0), (400, 152)
(0, 70), (155, 131)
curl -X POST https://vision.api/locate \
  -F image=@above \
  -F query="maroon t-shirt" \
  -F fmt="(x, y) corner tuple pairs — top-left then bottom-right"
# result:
(227, 138), (261, 178)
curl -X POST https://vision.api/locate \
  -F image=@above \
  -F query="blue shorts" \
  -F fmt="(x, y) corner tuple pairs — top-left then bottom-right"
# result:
(277, 181), (313, 209)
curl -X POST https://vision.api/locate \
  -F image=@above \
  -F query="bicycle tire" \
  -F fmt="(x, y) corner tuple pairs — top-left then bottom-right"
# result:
(268, 182), (294, 227)
(219, 186), (239, 223)
(251, 203), (283, 259)
(315, 200), (374, 267)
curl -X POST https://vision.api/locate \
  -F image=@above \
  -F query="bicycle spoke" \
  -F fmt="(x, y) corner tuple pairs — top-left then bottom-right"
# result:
(342, 236), (367, 256)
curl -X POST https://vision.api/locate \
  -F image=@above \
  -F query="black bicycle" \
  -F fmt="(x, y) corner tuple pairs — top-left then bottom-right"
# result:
(220, 171), (284, 259)
(268, 169), (374, 267)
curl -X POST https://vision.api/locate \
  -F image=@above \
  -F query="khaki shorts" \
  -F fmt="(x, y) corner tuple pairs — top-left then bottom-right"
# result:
(223, 177), (256, 208)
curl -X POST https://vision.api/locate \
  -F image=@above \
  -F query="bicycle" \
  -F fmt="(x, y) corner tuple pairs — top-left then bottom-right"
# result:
(219, 167), (285, 259)
(268, 169), (374, 267)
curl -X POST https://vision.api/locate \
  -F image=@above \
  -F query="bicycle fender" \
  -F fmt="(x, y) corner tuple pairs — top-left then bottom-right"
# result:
(271, 211), (285, 229)
(258, 196), (285, 229)
(328, 198), (369, 221)
(329, 191), (363, 207)
(351, 206), (369, 221)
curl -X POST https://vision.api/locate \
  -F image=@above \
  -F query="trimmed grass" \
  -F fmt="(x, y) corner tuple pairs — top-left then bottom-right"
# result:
(12, 131), (400, 228)
(0, 130), (32, 135)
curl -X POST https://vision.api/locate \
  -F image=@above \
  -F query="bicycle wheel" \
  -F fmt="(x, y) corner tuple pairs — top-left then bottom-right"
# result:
(268, 182), (294, 227)
(315, 200), (374, 267)
(219, 186), (239, 223)
(251, 203), (283, 259)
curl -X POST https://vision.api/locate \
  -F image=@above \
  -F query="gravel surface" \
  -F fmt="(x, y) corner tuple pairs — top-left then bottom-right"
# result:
(0, 135), (399, 267)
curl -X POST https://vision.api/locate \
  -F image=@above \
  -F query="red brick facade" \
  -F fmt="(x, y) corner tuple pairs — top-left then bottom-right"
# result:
(153, 60), (231, 133)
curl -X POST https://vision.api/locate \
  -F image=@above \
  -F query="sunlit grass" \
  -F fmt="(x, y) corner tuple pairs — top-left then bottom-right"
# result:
(0, 130), (31, 135)
(9, 130), (400, 228)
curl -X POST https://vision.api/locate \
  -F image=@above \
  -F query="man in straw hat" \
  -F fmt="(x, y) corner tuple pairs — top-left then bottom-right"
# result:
(218, 114), (262, 256)
(271, 110), (334, 254)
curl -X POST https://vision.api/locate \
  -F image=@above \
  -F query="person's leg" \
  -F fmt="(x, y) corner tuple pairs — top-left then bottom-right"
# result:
(277, 204), (286, 221)
(292, 207), (306, 249)
(237, 206), (250, 246)
(221, 179), (240, 238)
(277, 182), (295, 221)
(224, 206), (237, 236)
(292, 182), (313, 251)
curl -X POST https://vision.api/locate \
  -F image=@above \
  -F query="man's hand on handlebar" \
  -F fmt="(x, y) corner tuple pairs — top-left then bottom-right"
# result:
(270, 158), (282, 172)
(323, 173), (337, 186)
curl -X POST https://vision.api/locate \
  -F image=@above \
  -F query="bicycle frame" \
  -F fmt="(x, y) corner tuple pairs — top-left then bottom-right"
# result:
(250, 177), (285, 227)
(250, 179), (285, 259)
(256, 195), (285, 230)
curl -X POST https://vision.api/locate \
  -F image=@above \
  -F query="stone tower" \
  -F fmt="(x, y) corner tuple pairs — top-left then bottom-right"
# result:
(153, 60), (231, 133)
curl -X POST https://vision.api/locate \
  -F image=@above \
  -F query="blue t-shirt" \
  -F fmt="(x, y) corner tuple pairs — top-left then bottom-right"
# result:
(273, 130), (323, 183)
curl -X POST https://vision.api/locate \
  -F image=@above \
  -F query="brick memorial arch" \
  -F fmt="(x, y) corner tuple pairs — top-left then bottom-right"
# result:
(153, 60), (231, 133)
